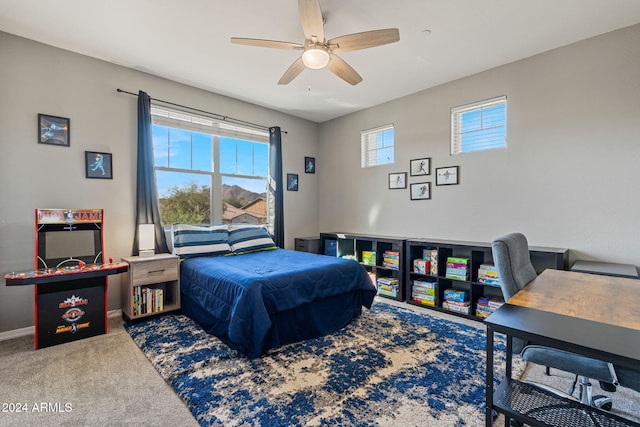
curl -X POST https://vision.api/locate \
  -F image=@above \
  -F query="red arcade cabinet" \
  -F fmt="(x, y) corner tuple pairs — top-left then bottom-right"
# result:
(4, 209), (128, 349)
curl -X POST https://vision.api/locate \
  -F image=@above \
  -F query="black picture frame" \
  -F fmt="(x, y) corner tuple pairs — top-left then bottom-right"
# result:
(435, 166), (459, 186)
(410, 157), (430, 176)
(304, 156), (316, 174)
(287, 173), (299, 191)
(85, 151), (113, 179)
(38, 113), (70, 147)
(410, 182), (431, 200)
(388, 172), (407, 189)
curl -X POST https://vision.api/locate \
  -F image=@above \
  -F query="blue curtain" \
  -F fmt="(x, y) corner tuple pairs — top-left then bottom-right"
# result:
(268, 126), (284, 248)
(132, 90), (169, 255)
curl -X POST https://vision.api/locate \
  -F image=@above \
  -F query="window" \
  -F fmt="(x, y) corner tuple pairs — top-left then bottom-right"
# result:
(361, 124), (394, 167)
(151, 106), (270, 226)
(451, 96), (506, 155)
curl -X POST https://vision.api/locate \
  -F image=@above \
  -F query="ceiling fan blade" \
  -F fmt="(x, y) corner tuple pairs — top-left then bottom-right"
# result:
(327, 53), (363, 85)
(231, 37), (303, 50)
(278, 57), (306, 85)
(298, 0), (325, 41)
(329, 28), (400, 53)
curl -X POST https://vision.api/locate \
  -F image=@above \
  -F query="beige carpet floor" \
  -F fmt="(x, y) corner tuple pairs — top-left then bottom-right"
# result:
(0, 316), (198, 427)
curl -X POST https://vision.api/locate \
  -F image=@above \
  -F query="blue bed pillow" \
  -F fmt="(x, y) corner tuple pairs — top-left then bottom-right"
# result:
(172, 224), (231, 258)
(228, 225), (277, 254)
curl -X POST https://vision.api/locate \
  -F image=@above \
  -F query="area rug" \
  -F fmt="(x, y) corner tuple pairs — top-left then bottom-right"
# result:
(125, 301), (522, 426)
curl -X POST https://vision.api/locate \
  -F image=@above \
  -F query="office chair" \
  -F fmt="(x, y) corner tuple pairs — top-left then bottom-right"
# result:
(491, 232), (618, 410)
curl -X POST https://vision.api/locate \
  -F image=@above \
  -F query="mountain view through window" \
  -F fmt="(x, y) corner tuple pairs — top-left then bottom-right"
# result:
(151, 115), (269, 226)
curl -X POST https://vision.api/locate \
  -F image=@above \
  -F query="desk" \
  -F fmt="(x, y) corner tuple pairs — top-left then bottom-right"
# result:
(485, 269), (640, 427)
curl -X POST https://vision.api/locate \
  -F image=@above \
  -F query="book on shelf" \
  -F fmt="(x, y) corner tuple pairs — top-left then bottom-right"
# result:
(382, 250), (400, 270)
(477, 263), (501, 286)
(413, 258), (430, 274)
(376, 277), (399, 297)
(445, 256), (469, 280)
(411, 296), (437, 306)
(476, 297), (504, 318)
(445, 267), (468, 276)
(132, 286), (164, 316)
(412, 286), (436, 297)
(361, 251), (376, 266)
(443, 288), (468, 302)
(413, 279), (437, 288)
(445, 272), (469, 281)
(442, 301), (471, 314)
(422, 249), (439, 276)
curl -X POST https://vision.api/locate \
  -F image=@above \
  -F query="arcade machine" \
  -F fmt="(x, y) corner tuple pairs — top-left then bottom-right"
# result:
(4, 209), (128, 349)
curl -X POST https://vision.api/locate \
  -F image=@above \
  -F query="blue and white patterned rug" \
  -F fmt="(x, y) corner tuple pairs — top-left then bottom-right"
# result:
(125, 301), (522, 426)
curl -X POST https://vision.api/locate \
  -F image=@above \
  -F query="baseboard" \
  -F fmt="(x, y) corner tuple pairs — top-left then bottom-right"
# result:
(0, 309), (123, 342)
(0, 325), (34, 341)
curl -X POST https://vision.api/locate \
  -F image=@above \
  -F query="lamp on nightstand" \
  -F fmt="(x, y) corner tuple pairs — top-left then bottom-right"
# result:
(138, 223), (155, 258)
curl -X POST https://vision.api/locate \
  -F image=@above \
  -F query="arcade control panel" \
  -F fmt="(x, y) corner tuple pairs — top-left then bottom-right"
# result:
(4, 260), (129, 286)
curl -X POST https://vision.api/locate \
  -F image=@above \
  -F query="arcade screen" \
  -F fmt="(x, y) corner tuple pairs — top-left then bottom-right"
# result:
(38, 228), (102, 268)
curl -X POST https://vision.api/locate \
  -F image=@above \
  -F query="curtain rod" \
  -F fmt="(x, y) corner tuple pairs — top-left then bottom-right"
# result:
(116, 88), (286, 134)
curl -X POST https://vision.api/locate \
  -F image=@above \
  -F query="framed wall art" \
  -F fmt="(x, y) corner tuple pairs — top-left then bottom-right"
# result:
(410, 182), (431, 200)
(304, 156), (316, 173)
(388, 172), (407, 189)
(38, 113), (70, 147)
(435, 166), (459, 186)
(410, 157), (430, 176)
(287, 173), (299, 191)
(85, 151), (113, 179)
(304, 157), (316, 173)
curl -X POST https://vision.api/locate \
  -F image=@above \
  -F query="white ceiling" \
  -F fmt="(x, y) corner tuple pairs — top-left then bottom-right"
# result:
(2, 1), (640, 123)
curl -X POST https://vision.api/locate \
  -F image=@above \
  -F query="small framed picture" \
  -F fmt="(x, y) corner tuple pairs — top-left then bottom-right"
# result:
(85, 151), (113, 179)
(435, 166), (459, 186)
(304, 156), (315, 174)
(287, 173), (299, 191)
(389, 172), (407, 189)
(410, 182), (431, 200)
(410, 158), (430, 176)
(38, 113), (70, 147)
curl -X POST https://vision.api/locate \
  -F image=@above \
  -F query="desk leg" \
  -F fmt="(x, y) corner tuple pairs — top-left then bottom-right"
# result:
(486, 326), (494, 427)
(504, 334), (513, 427)
(505, 334), (513, 379)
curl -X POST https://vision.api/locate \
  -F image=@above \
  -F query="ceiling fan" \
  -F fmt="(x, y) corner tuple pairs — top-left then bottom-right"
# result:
(230, 0), (400, 85)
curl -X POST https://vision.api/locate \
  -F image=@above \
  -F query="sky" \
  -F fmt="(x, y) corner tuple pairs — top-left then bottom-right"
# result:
(152, 125), (268, 197)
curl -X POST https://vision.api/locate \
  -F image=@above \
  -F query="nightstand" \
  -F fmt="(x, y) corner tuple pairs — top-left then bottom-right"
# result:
(121, 253), (180, 321)
(294, 236), (320, 254)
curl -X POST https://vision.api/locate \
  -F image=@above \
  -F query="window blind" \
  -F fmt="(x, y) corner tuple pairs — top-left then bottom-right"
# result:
(361, 124), (395, 168)
(151, 106), (269, 143)
(451, 96), (506, 155)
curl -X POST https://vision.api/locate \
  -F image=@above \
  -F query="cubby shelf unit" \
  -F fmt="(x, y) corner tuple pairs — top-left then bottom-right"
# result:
(405, 238), (568, 322)
(320, 233), (407, 301)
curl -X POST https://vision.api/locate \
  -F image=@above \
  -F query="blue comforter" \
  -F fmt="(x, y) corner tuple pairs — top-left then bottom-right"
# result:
(180, 248), (376, 358)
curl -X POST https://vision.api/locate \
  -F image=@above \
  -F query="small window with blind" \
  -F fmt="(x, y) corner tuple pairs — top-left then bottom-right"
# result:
(451, 96), (506, 155)
(361, 124), (394, 168)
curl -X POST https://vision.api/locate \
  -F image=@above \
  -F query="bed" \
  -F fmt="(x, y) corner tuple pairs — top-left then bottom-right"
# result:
(171, 224), (376, 358)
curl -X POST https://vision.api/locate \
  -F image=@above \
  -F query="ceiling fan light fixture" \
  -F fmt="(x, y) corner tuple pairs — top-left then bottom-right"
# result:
(302, 47), (330, 69)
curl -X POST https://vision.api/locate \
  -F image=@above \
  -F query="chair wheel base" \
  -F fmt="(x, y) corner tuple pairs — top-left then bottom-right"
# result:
(593, 395), (613, 411)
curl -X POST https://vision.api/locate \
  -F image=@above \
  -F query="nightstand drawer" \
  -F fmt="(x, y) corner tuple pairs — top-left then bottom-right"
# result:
(130, 258), (178, 286)
(295, 237), (320, 253)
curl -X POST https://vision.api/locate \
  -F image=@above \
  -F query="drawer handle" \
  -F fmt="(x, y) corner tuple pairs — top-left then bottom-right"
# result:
(148, 269), (165, 274)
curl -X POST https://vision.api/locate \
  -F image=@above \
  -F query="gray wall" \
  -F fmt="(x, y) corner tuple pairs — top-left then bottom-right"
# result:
(318, 24), (640, 267)
(0, 32), (319, 333)
(2, 24), (639, 334)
